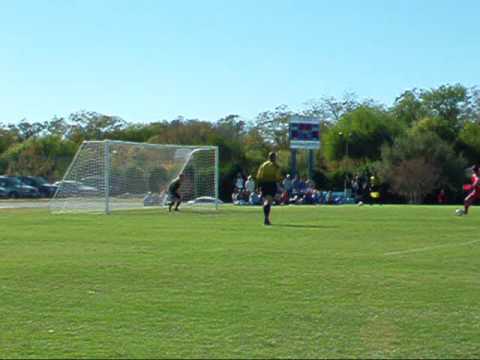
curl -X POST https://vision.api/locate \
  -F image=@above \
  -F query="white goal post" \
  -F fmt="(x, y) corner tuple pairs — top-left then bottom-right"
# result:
(50, 140), (219, 213)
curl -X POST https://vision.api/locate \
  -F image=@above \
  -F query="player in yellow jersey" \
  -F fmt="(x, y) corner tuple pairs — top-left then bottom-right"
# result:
(256, 152), (282, 225)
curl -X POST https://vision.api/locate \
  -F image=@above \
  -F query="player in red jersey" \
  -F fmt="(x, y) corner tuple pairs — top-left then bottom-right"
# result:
(463, 164), (480, 215)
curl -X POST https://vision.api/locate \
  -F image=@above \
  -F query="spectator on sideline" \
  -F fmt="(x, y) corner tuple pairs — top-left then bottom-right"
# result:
(437, 189), (447, 204)
(326, 190), (334, 205)
(274, 183), (285, 205)
(232, 188), (249, 205)
(351, 175), (360, 198)
(299, 177), (308, 195)
(238, 189), (249, 204)
(249, 190), (262, 205)
(290, 190), (306, 205)
(292, 175), (300, 193)
(245, 175), (256, 195)
(282, 174), (293, 197)
(280, 190), (290, 205)
(234, 172), (244, 191)
(368, 175), (380, 205)
(360, 176), (369, 203)
(303, 180), (316, 204)
(231, 188), (239, 203)
(305, 178), (314, 190)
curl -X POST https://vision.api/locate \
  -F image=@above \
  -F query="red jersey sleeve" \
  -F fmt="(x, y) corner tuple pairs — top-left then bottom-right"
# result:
(472, 174), (480, 190)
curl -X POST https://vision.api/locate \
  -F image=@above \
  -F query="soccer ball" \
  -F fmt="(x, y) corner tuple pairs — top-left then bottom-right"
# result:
(455, 209), (465, 216)
(358, 201), (364, 206)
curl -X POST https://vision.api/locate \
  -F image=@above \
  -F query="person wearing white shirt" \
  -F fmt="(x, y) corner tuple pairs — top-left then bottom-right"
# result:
(235, 173), (244, 191)
(245, 175), (255, 194)
(282, 174), (293, 196)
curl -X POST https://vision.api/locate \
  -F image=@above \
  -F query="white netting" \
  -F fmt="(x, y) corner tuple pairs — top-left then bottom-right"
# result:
(50, 141), (219, 213)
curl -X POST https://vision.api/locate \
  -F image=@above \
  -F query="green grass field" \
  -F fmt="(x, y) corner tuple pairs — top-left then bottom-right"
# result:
(1, 205), (479, 359)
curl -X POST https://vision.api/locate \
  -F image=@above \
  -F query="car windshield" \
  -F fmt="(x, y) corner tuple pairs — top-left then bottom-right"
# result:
(0, 178), (18, 186)
(32, 177), (48, 185)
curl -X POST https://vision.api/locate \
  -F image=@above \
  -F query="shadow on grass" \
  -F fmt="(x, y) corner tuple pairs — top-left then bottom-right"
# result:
(273, 224), (337, 229)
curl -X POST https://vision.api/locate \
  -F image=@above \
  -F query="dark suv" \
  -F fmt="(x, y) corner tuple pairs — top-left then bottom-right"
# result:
(18, 176), (58, 198)
(0, 176), (41, 198)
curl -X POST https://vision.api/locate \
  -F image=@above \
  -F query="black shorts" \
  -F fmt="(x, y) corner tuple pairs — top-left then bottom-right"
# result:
(260, 182), (277, 197)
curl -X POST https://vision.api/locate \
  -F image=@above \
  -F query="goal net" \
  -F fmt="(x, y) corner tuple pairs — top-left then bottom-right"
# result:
(50, 140), (219, 213)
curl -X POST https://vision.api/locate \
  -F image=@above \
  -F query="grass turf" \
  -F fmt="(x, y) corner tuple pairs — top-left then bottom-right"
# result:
(0, 205), (479, 359)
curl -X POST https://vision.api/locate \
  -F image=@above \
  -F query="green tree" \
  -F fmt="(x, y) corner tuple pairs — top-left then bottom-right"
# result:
(389, 158), (440, 204)
(420, 84), (468, 126)
(323, 106), (402, 162)
(0, 128), (17, 154)
(44, 116), (69, 138)
(457, 122), (480, 164)
(303, 92), (359, 122)
(147, 118), (214, 145)
(255, 105), (292, 149)
(0, 136), (77, 180)
(243, 127), (270, 174)
(379, 131), (465, 203)
(67, 111), (127, 143)
(8, 119), (46, 141)
(392, 89), (426, 125)
(410, 116), (457, 143)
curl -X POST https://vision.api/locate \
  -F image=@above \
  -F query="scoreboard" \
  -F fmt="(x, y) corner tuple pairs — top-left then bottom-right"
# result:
(289, 115), (320, 149)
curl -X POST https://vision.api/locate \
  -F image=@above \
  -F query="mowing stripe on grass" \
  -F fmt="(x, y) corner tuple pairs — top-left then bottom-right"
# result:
(384, 239), (480, 256)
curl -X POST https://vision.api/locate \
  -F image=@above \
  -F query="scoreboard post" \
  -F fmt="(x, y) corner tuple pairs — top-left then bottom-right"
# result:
(288, 115), (321, 179)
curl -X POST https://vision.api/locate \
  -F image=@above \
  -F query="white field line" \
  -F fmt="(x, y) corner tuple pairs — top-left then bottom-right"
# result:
(384, 239), (480, 256)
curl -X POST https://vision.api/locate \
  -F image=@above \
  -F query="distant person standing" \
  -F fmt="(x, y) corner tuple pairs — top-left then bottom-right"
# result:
(256, 152), (282, 226)
(368, 175), (380, 205)
(282, 174), (293, 197)
(245, 175), (256, 194)
(292, 174), (301, 193)
(351, 175), (360, 198)
(437, 189), (447, 204)
(326, 190), (334, 205)
(234, 173), (244, 191)
(167, 173), (185, 212)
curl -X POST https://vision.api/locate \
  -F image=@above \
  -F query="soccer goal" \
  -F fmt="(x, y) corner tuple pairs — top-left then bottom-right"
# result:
(50, 140), (219, 213)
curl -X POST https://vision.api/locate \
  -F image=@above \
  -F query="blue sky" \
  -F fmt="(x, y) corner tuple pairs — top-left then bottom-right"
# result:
(1, 0), (479, 124)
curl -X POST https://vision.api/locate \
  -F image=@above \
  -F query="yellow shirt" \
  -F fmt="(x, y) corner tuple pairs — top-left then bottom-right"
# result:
(256, 160), (282, 183)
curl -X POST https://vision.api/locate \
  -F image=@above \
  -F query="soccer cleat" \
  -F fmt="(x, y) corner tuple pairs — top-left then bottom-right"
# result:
(264, 219), (271, 226)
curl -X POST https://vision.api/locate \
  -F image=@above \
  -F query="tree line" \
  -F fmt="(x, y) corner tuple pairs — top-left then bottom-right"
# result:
(1, 83), (479, 203)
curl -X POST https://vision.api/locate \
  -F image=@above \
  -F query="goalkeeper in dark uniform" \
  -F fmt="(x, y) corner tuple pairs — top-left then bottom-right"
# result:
(167, 173), (185, 212)
(256, 152), (282, 225)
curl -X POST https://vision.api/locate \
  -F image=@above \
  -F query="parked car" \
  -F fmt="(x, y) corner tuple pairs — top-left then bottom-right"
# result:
(81, 175), (123, 195)
(53, 180), (98, 197)
(0, 176), (41, 198)
(0, 186), (8, 198)
(17, 176), (58, 198)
